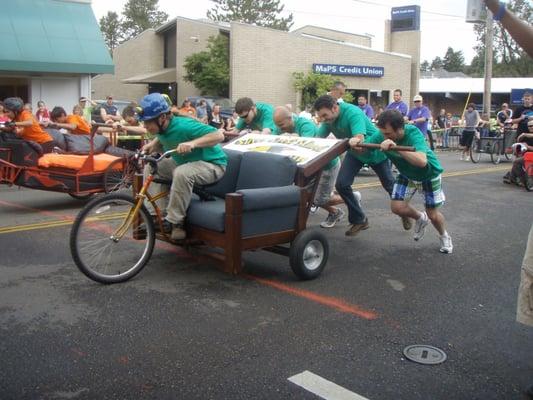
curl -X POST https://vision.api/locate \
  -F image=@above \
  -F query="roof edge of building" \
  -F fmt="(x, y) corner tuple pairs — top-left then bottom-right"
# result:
(290, 25), (371, 40)
(158, 17), (231, 33)
(299, 33), (412, 60)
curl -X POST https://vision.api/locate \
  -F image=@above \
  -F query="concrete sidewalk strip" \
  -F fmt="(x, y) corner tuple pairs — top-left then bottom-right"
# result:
(288, 371), (370, 400)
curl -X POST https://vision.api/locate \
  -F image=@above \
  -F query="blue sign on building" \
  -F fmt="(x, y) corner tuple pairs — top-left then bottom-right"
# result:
(391, 5), (421, 32)
(312, 64), (384, 78)
(511, 88), (533, 105)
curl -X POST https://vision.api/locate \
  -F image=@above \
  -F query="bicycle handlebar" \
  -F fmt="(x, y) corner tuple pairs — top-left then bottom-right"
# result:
(140, 149), (177, 174)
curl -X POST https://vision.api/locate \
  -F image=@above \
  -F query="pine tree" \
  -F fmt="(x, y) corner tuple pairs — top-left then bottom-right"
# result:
(207, 0), (294, 31)
(99, 11), (123, 54)
(430, 56), (444, 71)
(420, 60), (430, 72)
(121, 0), (169, 40)
(442, 47), (465, 72)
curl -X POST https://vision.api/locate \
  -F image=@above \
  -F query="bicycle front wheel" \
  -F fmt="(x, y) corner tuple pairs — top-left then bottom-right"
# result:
(70, 193), (155, 284)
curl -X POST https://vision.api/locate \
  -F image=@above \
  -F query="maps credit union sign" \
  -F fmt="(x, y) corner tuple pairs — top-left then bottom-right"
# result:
(313, 64), (384, 78)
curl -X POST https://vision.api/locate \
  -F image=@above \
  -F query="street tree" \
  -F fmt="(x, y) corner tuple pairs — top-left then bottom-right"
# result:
(183, 35), (230, 97)
(207, 0), (294, 31)
(420, 60), (430, 72)
(121, 0), (168, 40)
(442, 47), (465, 72)
(293, 72), (354, 108)
(430, 56), (444, 71)
(99, 11), (123, 54)
(472, 0), (533, 76)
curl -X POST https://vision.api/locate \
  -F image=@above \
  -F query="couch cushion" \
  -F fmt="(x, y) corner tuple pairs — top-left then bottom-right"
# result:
(186, 196), (298, 236)
(205, 149), (242, 198)
(235, 152), (297, 190)
(186, 197), (226, 232)
(241, 207), (299, 237)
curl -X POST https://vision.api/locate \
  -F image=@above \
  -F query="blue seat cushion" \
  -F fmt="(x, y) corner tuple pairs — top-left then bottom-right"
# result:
(187, 197), (298, 236)
(205, 149), (242, 198)
(236, 152), (297, 190)
(187, 197), (226, 232)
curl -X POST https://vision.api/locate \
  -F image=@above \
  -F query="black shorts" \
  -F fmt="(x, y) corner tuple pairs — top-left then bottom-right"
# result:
(460, 130), (475, 147)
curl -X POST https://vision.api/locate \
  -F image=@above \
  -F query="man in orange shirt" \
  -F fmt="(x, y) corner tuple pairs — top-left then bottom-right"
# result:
(2, 97), (56, 153)
(49, 106), (91, 135)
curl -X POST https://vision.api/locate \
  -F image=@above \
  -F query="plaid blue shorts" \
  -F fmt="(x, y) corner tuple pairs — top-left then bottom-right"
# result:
(392, 174), (445, 208)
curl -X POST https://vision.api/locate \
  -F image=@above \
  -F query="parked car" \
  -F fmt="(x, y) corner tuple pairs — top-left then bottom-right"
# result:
(186, 96), (235, 120)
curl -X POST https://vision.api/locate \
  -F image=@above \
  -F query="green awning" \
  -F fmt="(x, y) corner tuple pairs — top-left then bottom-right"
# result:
(0, 0), (114, 74)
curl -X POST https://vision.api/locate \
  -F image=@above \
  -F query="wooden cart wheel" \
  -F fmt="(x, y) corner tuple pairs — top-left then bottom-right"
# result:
(491, 142), (501, 165)
(524, 165), (533, 192)
(104, 158), (136, 193)
(470, 138), (481, 163)
(289, 229), (329, 280)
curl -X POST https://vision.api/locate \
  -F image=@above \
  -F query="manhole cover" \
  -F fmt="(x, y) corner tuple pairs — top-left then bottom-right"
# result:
(403, 345), (447, 365)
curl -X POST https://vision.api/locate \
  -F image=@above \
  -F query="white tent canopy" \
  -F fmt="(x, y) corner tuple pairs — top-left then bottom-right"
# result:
(419, 77), (533, 94)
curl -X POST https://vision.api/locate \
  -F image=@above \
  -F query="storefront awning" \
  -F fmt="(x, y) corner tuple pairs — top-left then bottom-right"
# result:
(122, 68), (177, 84)
(0, 0), (114, 75)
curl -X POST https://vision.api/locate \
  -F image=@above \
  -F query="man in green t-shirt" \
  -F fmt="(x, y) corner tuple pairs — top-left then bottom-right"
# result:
(273, 106), (361, 228)
(139, 93), (227, 241)
(314, 95), (397, 237)
(233, 97), (278, 134)
(362, 109), (452, 254)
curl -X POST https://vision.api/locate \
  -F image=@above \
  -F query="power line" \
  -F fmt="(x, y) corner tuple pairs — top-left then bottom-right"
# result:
(349, 0), (465, 19)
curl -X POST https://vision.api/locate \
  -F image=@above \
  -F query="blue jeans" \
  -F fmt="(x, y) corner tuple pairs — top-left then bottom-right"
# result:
(442, 129), (450, 148)
(335, 153), (394, 224)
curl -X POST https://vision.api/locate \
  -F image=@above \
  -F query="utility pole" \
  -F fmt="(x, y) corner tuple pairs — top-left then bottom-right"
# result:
(483, 9), (493, 115)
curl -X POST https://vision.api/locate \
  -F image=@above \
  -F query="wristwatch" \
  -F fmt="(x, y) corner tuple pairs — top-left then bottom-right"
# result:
(493, 1), (506, 21)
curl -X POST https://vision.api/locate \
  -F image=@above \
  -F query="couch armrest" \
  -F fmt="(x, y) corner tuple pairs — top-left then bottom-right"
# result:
(236, 185), (301, 212)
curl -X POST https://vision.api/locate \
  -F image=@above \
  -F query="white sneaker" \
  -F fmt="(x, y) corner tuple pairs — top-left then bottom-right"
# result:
(320, 208), (345, 228)
(353, 190), (362, 206)
(460, 153), (464, 161)
(361, 166), (370, 172)
(439, 234), (453, 254)
(413, 211), (429, 241)
(465, 156), (470, 162)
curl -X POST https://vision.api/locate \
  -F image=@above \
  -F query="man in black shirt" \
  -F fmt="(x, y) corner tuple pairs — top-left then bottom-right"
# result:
(512, 92), (533, 135)
(100, 95), (121, 123)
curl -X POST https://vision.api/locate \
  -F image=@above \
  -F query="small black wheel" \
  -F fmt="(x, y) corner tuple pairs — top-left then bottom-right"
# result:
(470, 139), (481, 163)
(524, 165), (533, 192)
(70, 193), (155, 284)
(104, 158), (137, 193)
(504, 150), (512, 161)
(289, 229), (329, 280)
(69, 193), (94, 200)
(491, 142), (501, 164)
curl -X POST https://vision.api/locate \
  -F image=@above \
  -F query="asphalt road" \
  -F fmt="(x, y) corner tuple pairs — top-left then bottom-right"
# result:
(1, 151), (532, 400)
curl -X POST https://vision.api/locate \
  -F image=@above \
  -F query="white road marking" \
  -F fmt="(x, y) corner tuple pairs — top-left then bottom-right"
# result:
(288, 371), (370, 400)
(386, 279), (406, 292)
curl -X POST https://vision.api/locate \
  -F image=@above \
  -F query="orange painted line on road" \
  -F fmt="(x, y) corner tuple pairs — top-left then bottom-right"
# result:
(245, 274), (379, 320)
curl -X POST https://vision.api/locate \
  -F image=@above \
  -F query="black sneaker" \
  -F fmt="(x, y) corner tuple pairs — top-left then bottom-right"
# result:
(138, 217), (172, 235)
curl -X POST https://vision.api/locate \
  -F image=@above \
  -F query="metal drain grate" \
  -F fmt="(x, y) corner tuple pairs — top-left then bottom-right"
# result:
(403, 345), (447, 365)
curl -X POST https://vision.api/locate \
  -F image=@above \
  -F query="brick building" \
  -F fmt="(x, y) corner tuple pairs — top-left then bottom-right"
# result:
(92, 10), (421, 111)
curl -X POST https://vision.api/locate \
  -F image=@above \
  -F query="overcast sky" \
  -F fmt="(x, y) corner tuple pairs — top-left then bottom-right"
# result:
(91, 0), (485, 63)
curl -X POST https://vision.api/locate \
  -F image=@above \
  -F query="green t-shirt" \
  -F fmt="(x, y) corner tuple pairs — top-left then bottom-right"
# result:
(236, 102), (279, 133)
(316, 102), (387, 165)
(290, 115), (339, 170)
(365, 124), (443, 181)
(157, 115), (227, 167)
